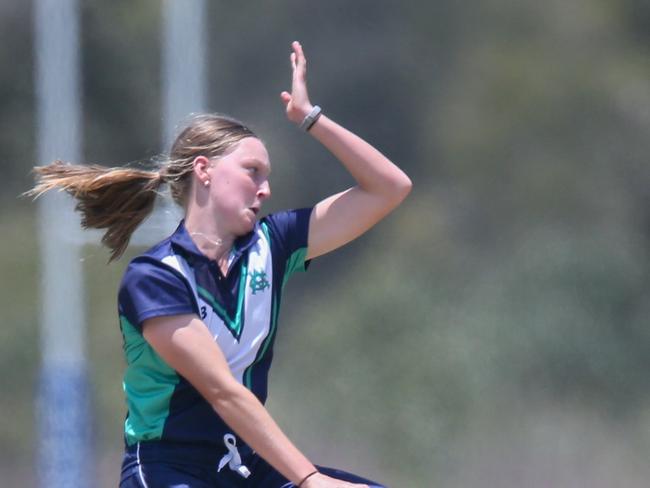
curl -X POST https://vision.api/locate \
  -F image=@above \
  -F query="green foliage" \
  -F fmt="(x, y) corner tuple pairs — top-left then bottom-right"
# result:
(0, 205), (39, 468)
(2, 0), (650, 486)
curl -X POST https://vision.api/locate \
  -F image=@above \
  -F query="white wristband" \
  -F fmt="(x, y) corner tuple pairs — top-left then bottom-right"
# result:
(299, 105), (322, 131)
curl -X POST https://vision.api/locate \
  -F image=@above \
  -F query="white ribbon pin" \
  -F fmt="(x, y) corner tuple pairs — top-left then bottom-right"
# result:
(218, 434), (251, 479)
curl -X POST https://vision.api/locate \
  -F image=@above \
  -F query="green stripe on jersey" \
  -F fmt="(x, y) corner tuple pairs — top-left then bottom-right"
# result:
(196, 258), (248, 339)
(260, 221), (307, 289)
(283, 247), (308, 289)
(243, 292), (280, 390)
(243, 225), (306, 389)
(120, 316), (180, 446)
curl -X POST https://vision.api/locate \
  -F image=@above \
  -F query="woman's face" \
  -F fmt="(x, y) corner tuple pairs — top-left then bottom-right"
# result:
(204, 137), (272, 235)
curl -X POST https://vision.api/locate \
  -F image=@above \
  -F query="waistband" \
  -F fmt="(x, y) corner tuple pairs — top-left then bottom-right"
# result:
(125, 439), (253, 466)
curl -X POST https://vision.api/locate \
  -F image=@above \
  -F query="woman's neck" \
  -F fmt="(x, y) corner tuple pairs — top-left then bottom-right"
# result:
(184, 217), (234, 264)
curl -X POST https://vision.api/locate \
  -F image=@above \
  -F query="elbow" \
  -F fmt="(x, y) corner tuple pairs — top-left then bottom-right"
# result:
(390, 171), (412, 205)
(205, 379), (245, 411)
(207, 379), (261, 420)
(399, 173), (413, 199)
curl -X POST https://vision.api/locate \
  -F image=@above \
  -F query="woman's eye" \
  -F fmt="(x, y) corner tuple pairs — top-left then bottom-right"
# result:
(247, 167), (258, 174)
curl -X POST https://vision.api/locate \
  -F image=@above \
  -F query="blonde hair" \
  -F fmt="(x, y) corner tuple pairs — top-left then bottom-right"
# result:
(27, 114), (257, 261)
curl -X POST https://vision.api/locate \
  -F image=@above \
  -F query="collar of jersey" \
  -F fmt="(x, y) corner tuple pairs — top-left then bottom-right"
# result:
(170, 219), (260, 265)
(168, 220), (260, 340)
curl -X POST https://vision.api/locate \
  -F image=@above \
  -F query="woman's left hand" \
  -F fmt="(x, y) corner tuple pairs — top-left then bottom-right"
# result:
(280, 41), (314, 124)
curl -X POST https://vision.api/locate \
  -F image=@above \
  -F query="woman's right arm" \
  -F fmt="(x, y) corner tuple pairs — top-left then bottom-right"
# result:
(142, 314), (368, 488)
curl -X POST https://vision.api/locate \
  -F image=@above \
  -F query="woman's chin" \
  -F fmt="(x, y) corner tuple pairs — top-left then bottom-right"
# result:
(239, 215), (257, 234)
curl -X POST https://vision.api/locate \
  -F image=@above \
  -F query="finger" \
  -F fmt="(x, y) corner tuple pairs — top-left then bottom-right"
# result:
(290, 52), (297, 71)
(293, 41), (307, 71)
(293, 40), (304, 58)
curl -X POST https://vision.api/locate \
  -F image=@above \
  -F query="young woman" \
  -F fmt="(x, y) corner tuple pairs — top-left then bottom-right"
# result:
(30, 41), (411, 488)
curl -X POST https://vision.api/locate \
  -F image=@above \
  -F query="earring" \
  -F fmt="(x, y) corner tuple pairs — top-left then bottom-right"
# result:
(204, 180), (210, 187)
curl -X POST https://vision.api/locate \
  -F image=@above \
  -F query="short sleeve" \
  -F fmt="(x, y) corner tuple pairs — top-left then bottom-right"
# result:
(263, 208), (313, 279)
(118, 257), (196, 331)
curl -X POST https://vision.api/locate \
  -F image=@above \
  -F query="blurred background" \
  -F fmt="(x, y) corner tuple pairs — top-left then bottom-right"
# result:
(2, 0), (650, 486)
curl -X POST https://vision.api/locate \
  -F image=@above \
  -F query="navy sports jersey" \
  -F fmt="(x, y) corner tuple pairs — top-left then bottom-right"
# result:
(117, 208), (312, 455)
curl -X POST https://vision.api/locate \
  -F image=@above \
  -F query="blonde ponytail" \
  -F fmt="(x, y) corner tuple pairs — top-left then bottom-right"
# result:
(28, 160), (164, 261)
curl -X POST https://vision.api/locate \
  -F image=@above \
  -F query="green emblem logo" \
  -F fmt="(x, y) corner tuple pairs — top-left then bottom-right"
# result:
(249, 269), (270, 294)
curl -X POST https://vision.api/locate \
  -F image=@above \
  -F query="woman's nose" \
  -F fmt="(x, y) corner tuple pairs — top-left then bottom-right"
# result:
(258, 180), (271, 200)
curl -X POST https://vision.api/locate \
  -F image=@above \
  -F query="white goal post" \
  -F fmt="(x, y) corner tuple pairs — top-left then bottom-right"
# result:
(34, 1), (206, 486)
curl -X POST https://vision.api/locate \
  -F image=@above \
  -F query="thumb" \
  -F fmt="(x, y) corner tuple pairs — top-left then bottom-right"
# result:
(280, 91), (292, 106)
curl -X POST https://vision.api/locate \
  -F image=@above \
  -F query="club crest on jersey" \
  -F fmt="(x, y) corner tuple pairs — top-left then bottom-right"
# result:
(249, 269), (270, 294)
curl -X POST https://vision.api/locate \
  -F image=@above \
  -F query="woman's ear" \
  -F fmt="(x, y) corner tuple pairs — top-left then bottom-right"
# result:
(193, 156), (211, 186)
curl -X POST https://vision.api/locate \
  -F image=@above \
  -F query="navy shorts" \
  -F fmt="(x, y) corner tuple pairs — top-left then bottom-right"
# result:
(120, 442), (386, 488)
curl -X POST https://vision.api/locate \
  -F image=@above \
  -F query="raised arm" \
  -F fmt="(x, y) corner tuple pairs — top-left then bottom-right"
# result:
(143, 315), (368, 488)
(280, 41), (412, 260)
